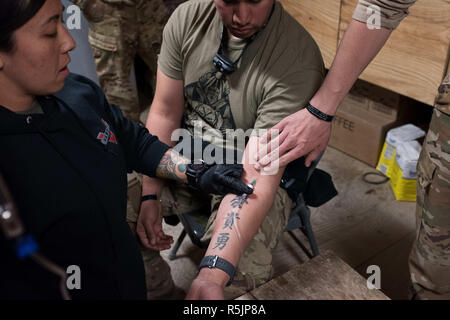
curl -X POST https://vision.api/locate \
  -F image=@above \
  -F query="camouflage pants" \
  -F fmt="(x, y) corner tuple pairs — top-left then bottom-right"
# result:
(81, 0), (169, 122)
(126, 173), (177, 300)
(409, 75), (450, 300)
(160, 181), (293, 299)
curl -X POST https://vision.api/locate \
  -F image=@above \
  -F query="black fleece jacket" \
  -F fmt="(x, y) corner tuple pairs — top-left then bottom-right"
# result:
(0, 74), (169, 299)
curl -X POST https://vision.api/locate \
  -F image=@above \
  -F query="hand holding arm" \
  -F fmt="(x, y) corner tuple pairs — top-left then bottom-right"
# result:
(256, 20), (392, 169)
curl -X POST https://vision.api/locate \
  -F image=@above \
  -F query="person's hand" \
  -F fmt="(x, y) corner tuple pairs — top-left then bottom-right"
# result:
(255, 109), (331, 170)
(196, 164), (254, 195)
(185, 278), (224, 300)
(136, 199), (173, 251)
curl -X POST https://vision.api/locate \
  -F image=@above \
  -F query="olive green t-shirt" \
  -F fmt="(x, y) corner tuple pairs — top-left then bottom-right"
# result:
(158, 0), (324, 153)
(15, 100), (44, 115)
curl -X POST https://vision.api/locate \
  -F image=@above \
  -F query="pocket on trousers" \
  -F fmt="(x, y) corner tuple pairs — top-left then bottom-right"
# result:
(88, 29), (118, 52)
(126, 172), (142, 223)
(417, 150), (437, 193)
(415, 149), (437, 236)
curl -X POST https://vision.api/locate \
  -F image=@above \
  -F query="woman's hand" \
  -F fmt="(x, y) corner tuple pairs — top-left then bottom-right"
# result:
(137, 199), (173, 251)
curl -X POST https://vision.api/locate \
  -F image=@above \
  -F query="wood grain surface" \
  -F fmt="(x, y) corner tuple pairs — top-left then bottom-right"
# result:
(339, 0), (450, 106)
(239, 250), (390, 300)
(281, 0), (449, 106)
(279, 0), (341, 69)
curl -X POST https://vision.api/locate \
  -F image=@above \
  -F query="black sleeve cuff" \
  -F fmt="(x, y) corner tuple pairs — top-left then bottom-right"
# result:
(140, 138), (170, 178)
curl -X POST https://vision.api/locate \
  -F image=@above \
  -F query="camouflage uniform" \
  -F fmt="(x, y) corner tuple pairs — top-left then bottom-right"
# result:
(72, 0), (169, 122)
(126, 173), (179, 300)
(409, 74), (450, 300)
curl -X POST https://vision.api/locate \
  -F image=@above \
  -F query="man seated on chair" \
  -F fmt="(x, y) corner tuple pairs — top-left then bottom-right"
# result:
(138, 0), (325, 299)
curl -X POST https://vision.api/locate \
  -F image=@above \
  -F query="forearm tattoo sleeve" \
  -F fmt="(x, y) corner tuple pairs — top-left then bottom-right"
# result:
(156, 149), (188, 182)
(212, 180), (256, 251)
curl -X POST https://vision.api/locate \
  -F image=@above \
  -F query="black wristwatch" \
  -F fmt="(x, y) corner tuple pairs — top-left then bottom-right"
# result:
(306, 103), (334, 122)
(199, 255), (236, 287)
(186, 160), (212, 190)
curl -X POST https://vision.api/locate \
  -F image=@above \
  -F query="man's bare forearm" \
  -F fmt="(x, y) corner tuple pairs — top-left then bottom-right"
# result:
(310, 20), (392, 115)
(198, 137), (285, 286)
(198, 179), (281, 286)
(143, 68), (186, 195)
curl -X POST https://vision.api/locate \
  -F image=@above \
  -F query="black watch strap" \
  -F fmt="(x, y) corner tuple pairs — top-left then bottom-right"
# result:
(185, 164), (199, 189)
(186, 161), (211, 190)
(199, 255), (235, 287)
(141, 194), (157, 202)
(306, 103), (334, 122)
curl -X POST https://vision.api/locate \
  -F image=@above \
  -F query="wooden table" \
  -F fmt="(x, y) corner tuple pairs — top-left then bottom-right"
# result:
(237, 250), (389, 300)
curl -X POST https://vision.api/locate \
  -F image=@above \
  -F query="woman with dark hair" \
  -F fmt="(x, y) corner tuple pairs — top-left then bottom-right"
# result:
(0, 0), (47, 52)
(0, 0), (252, 299)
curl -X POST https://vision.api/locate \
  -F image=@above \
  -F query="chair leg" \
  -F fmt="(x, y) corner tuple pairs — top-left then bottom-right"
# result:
(287, 230), (314, 259)
(168, 229), (187, 261)
(298, 203), (320, 258)
(302, 218), (319, 257)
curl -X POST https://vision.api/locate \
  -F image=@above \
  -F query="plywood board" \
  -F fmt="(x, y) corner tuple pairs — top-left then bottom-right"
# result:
(280, 0), (341, 69)
(339, 0), (450, 106)
(249, 250), (390, 300)
(354, 232), (416, 300)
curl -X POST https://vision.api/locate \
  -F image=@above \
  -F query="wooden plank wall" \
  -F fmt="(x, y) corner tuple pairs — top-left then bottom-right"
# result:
(340, 0), (450, 106)
(279, 0), (341, 69)
(281, 0), (450, 106)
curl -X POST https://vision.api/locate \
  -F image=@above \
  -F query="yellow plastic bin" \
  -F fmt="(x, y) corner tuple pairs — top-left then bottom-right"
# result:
(377, 124), (425, 178)
(389, 141), (421, 202)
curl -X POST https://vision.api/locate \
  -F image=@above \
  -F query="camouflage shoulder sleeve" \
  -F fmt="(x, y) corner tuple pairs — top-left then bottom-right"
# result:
(436, 74), (450, 116)
(69, 0), (90, 10)
(352, 0), (417, 29)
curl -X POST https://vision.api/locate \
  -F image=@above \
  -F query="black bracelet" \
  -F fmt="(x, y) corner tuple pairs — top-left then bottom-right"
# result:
(141, 194), (158, 202)
(306, 103), (334, 122)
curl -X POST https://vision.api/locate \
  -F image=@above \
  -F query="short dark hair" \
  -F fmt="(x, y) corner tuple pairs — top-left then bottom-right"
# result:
(0, 0), (46, 52)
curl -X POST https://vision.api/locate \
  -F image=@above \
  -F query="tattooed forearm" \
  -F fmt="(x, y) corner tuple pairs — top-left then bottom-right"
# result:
(213, 233), (230, 250)
(231, 194), (249, 209)
(224, 212), (240, 230)
(222, 196), (246, 233)
(156, 149), (188, 182)
(220, 180), (255, 236)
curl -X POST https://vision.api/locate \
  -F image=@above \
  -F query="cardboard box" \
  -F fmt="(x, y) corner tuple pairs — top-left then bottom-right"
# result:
(350, 81), (401, 121)
(329, 108), (398, 167)
(329, 81), (402, 167)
